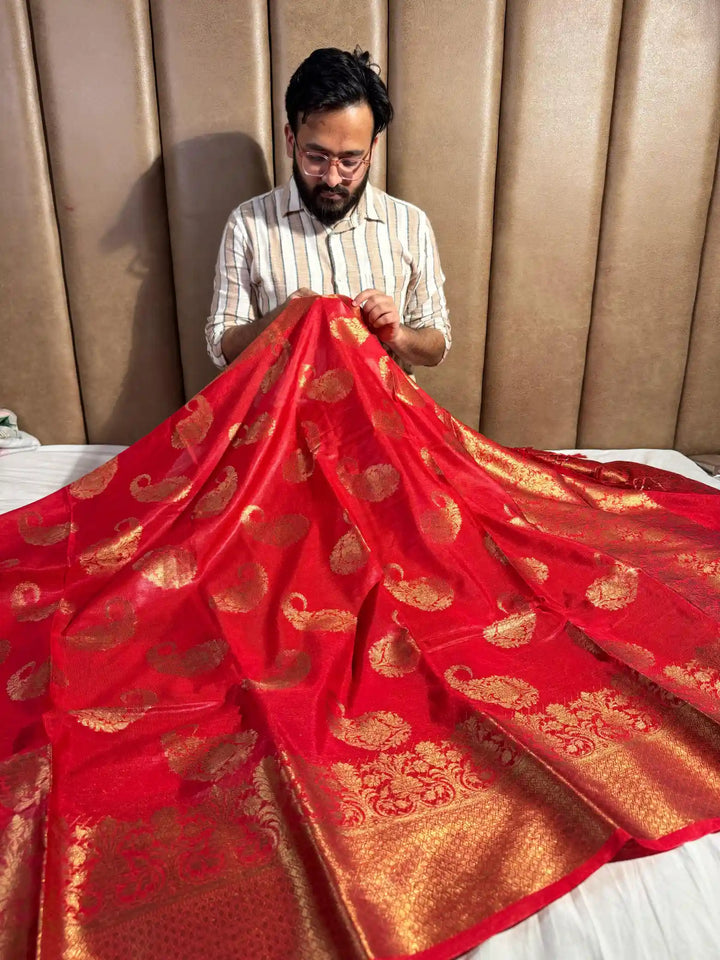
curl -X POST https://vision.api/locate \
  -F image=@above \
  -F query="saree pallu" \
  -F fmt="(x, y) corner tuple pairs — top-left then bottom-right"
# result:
(1, 295), (720, 960)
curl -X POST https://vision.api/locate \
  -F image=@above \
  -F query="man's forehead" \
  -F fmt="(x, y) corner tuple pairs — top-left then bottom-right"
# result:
(298, 103), (374, 139)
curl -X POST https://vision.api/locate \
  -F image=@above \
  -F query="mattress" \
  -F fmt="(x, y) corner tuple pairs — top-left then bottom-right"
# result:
(2, 443), (719, 960)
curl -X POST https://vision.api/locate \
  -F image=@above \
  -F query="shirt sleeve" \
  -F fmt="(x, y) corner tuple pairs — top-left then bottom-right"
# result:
(205, 209), (257, 369)
(403, 212), (452, 360)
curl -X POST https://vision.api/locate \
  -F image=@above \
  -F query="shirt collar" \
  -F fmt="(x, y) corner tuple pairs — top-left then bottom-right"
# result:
(283, 178), (385, 230)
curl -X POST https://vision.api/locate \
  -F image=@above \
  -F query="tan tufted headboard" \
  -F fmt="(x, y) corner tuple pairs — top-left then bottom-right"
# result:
(2, 0), (719, 453)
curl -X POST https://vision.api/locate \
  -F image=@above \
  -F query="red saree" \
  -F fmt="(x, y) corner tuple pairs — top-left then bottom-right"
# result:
(2, 295), (720, 960)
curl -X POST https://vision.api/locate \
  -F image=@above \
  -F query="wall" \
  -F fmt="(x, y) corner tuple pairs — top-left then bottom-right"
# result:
(1, 0), (718, 452)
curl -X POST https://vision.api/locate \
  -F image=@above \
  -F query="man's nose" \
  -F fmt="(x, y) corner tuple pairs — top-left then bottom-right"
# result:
(323, 162), (343, 188)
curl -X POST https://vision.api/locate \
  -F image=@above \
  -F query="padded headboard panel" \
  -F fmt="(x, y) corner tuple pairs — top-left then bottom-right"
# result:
(2, 0), (719, 453)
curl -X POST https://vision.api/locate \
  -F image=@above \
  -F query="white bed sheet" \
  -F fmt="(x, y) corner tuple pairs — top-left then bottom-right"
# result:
(1, 444), (719, 960)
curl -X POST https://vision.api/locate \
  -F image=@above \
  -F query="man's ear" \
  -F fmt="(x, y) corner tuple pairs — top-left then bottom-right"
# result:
(284, 123), (294, 160)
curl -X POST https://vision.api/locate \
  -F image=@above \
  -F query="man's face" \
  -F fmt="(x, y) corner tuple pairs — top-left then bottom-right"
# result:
(285, 103), (376, 225)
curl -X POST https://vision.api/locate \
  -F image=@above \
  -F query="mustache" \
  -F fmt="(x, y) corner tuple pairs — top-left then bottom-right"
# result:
(313, 184), (350, 198)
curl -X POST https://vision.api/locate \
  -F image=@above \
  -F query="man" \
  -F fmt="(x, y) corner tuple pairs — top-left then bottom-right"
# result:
(205, 47), (450, 373)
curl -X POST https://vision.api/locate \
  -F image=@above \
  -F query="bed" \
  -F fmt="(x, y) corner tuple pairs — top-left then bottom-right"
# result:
(2, 439), (719, 959)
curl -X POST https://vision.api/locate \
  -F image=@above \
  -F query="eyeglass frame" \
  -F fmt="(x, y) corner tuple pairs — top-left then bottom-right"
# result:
(293, 138), (374, 182)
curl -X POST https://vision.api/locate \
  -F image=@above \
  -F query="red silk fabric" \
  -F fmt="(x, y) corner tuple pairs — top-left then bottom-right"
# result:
(1, 296), (720, 959)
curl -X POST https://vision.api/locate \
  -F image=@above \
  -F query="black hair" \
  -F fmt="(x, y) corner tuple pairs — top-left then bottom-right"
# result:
(285, 46), (394, 138)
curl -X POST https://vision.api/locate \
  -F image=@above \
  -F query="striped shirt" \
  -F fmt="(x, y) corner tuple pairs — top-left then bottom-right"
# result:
(205, 178), (450, 371)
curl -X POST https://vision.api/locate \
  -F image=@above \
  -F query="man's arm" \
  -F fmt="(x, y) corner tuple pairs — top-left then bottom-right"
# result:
(353, 211), (450, 367)
(220, 289), (317, 365)
(205, 212), (257, 369)
(352, 290), (445, 366)
(206, 211), (320, 367)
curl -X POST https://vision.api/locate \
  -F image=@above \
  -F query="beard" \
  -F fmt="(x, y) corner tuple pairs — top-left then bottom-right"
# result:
(292, 158), (370, 225)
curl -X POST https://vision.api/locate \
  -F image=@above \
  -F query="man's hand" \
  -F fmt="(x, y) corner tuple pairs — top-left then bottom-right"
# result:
(352, 288), (445, 367)
(353, 289), (402, 346)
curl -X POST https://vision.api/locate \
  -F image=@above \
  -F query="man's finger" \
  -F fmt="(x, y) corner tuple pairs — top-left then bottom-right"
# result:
(353, 288), (383, 307)
(364, 302), (396, 325)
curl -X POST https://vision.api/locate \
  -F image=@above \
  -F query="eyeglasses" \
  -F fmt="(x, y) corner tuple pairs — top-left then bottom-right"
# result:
(294, 141), (373, 181)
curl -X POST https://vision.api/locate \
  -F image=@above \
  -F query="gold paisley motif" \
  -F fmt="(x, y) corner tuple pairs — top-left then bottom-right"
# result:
(192, 466), (238, 519)
(602, 639), (656, 671)
(420, 447), (443, 476)
(171, 395), (213, 449)
(147, 638), (229, 676)
(371, 402), (405, 438)
(73, 707), (149, 733)
(455, 422), (578, 503)
(6, 660), (50, 701)
(368, 611), (420, 677)
(79, 518), (143, 575)
(0, 558), (19, 570)
(69, 457), (118, 499)
(302, 420), (323, 455)
(514, 557), (549, 584)
(17, 511), (75, 546)
(383, 563), (454, 612)
(676, 551), (720, 588)
(281, 593), (356, 632)
(420, 492), (462, 544)
(162, 729), (258, 782)
(444, 667), (539, 710)
(133, 546), (197, 589)
(282, 446), (315, 483)
(562, 475), (662, 513)
(330, 527), (370, 575)
(305, 368), (354, 403)
(663, 660), (720, 703)
(596, 489), (662, 513)
(586, 562), (638, 610)
(329, 704), (411, 751)
(483, 600), (537, 648)
(455, 715), (520, 769)
(130, 473), (192, 503)
(240, 506), (310, 548)
(378, 356), (424, 406)
(260, 341), (291, 394)
(10, 582), (58, 622)
(520, 688), (660, 759)
(231, 412), (277, 447)
(484, 533), (508, 564)
(0, 750), (50, 812)
(0, 639), (10, 664)
(330, 315), (369, 345)
(337, 458), (400, 502)
(66, 597), (136, 651)
(243, 650), (312, 690)
(326, 739), (494, 826)
(210, 563), (269, 613)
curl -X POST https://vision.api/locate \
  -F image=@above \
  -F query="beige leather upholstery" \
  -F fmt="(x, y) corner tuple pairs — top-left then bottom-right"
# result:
(150, 0), (274, 399)
(481, 0), (623, 449)
(26, 0), (184, 444)
(1, 0), (719, 453)
(0, 0), (85, 442)
(578, 0), (720, 450)
(390, 0), (505, 430)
